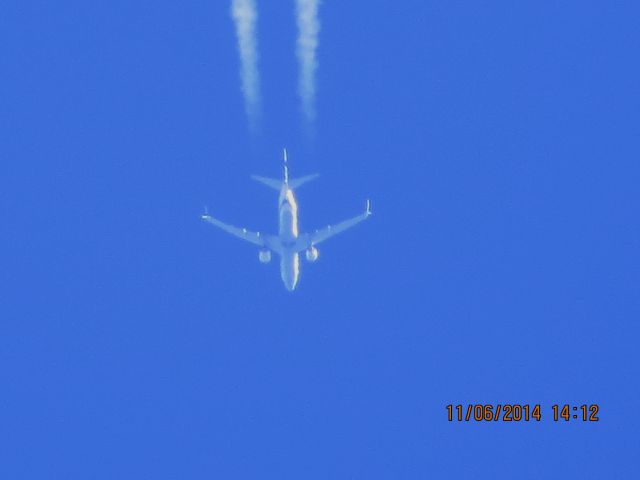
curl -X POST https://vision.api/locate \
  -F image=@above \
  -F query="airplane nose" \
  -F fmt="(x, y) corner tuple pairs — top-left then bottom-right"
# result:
(283, 274), (299, 291)
(280, 254), (300, 292)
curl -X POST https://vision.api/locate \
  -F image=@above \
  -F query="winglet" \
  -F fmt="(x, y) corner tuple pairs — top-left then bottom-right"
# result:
(365, 199), (372, 217)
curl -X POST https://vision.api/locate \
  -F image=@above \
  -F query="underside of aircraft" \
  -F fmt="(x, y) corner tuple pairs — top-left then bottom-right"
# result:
(201, 149), (371, 291)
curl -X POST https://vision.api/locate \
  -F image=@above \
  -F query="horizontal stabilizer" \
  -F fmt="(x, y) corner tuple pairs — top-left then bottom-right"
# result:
(251, 173), (319, 190)
(288, 174), (319, 189)
(251, 175), (283, 191)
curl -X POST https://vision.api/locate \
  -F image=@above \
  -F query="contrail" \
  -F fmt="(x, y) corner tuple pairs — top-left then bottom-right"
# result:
(231, 0), (261, 130)
(295, 0), (320, 124)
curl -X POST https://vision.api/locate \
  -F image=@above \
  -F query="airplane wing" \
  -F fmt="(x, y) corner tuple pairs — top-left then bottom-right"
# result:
(201, 212), (272, 248)
(297, 200), (372, 249)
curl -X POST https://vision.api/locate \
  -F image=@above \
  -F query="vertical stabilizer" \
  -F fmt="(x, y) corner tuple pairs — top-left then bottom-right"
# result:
(283, 148), (289, 184)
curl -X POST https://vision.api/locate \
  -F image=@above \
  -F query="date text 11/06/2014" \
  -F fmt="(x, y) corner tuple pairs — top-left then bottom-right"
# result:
(446, 404), (600, 422)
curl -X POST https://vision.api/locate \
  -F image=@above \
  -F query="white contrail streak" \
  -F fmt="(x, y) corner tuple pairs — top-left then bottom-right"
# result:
(231, 0), (261, 129)
(295, 0), (320, 123)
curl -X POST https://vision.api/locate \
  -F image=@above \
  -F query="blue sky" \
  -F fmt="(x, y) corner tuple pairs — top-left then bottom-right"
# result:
(2, 1), (639, 478)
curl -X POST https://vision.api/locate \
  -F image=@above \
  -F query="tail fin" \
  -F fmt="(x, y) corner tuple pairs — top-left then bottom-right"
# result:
(251, 148), (319, 190)
(283, 148), (289, 183)
(283, 147), (319, 188)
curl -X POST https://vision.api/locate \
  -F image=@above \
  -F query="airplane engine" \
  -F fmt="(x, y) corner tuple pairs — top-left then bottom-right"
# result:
(258, 250), (272, 263)
(305, 246), (319, 262)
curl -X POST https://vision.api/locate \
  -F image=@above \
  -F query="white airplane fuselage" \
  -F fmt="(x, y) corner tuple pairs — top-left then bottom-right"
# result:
(278, 187), (301, 291)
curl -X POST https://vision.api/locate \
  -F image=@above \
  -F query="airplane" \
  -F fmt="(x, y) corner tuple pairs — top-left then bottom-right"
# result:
(201, 148), (372, 291)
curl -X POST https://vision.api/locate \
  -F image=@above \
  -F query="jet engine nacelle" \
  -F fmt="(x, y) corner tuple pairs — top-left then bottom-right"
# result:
(258, 250), (272, 263)
(305, 246), (319, 263)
